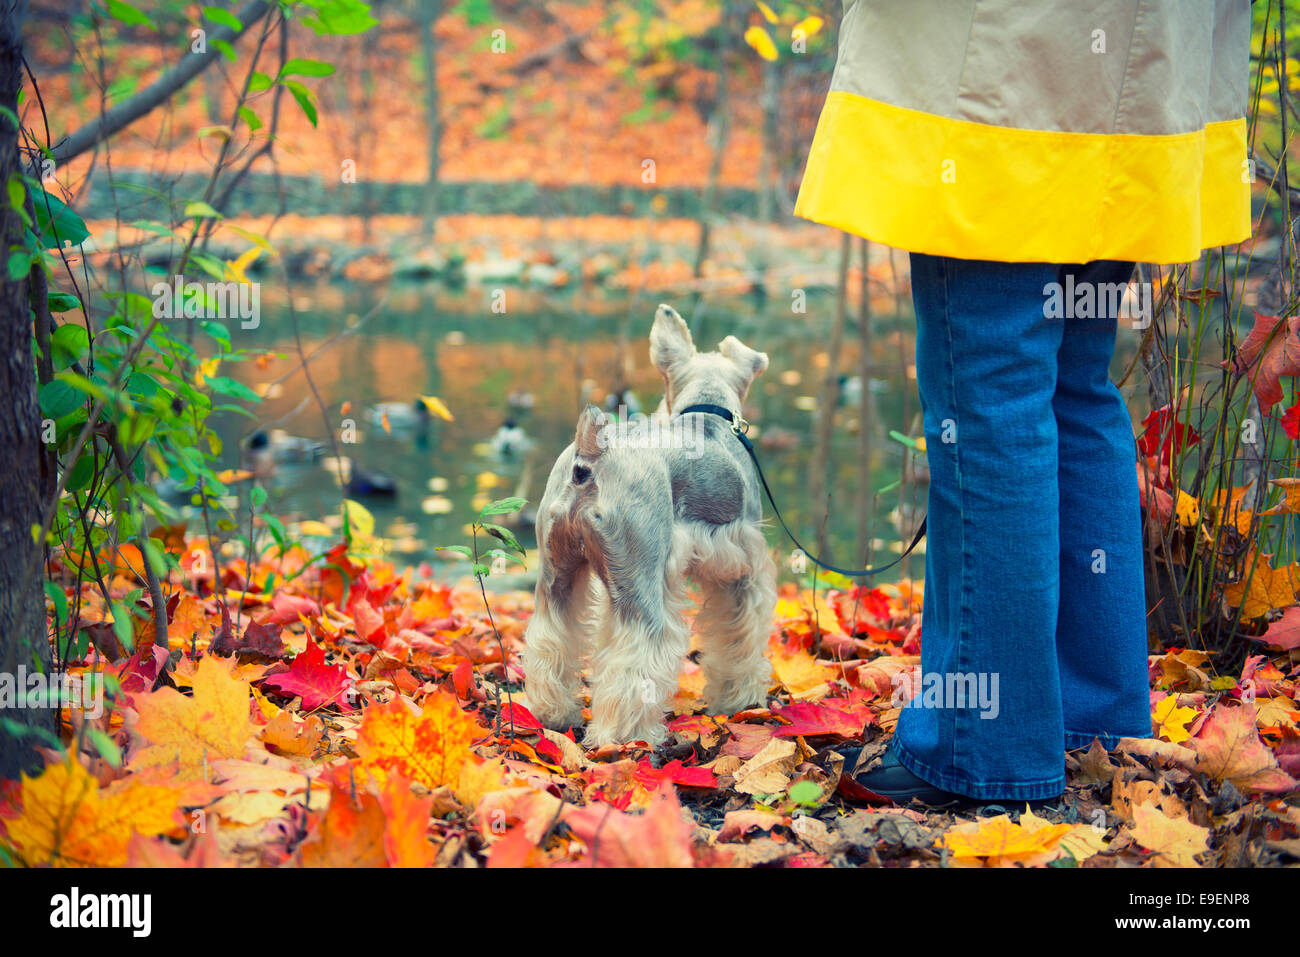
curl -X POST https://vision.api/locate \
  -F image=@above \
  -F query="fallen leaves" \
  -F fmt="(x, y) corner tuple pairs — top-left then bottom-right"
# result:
(1191, 704), (1297, 794)
(354, 691), (486, 792)
(1129, 803), (1210, 868)
(6, 757), (180, 867)
(11, 520), (1300, 870)
(128, 654), (253, 780)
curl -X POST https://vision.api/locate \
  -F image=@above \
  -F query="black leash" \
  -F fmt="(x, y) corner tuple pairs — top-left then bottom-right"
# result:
(679, 403), (927, 578)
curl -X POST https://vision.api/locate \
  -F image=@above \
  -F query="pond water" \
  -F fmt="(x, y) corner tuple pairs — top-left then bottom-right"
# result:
(201, 277), (1149, 585)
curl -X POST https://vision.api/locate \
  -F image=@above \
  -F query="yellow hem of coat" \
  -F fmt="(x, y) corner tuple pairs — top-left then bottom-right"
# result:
(793, 91), (1252, 265)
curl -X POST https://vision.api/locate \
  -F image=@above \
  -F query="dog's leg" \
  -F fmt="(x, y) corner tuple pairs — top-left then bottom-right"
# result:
(522, 562), (595, 732)
(694, 524), (777, 714)
(583, 533), (691, 748)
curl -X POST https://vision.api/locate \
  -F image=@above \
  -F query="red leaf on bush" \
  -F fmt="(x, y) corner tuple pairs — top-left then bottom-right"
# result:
(1137, 405), (1200, 465)
(1222, 311), (1300, 410)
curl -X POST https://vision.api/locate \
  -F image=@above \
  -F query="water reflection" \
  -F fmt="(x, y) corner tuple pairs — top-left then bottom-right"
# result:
(207, 282), (934, 581)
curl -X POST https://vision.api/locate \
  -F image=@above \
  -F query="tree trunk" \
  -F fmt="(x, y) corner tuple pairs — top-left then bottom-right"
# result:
(809, 231), (850, 560)
(418, 0), (441, 238)
(855, 237), (877, 562)
(0, 0), (53, 781)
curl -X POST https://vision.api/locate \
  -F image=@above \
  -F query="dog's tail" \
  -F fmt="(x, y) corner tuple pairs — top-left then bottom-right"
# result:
(574, 405), (607, 459)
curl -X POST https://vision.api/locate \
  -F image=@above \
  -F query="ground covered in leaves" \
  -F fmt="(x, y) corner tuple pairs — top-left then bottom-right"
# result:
(4, 532), (1300, 868)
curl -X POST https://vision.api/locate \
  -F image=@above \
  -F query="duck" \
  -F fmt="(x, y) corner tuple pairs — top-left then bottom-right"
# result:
(243, 429), (326, 474)
(367, 398), (431, 433)
(490, 419), (532, 459)
(345, 467), (399, 498)
(603, 388), (642, 416)
(507, 391), (535, 414)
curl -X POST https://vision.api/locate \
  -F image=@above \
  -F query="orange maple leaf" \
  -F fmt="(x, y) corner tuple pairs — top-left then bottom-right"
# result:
(1191, 703), (1297, 793)
(1128, 803), (1209, 867)
(941, 813), (1073, 866)
(563, 784), (694, 867)
(354, 691), (485, 792)
(128, 653), (253, 779)
(5, 756), (181, 867)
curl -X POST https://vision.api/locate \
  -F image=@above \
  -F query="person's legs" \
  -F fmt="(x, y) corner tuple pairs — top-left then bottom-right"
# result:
(894, 253), (1067, 801)
(1053, 261), (1152, 748)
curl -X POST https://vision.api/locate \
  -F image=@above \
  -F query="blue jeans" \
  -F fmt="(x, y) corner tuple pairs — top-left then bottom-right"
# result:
(894, 253), (1152, 801)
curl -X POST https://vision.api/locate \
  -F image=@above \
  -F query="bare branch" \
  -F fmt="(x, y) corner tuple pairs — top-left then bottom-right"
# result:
(47, 0), (272, 165)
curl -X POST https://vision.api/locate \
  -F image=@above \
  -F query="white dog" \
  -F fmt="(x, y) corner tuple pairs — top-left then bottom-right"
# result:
(521, 304), (778, 747)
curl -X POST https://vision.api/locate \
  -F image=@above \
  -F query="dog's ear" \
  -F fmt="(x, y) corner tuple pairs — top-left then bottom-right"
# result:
(574, 405), (608, 458)
(719, 335), (769, 390)
(650, 304), (695, 375)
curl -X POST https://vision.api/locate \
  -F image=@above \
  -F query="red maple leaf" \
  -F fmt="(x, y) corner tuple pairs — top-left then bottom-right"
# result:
(1137, 405), (1200, 466)
(633, 758), (717, 790)
(1222, 311), (1300, 409)
(260, 639), (354, 712)
(773, 700), (870, 740)
(1281, 403), (1300, 441)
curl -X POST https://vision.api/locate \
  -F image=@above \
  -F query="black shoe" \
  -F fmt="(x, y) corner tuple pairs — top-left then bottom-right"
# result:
(837, 743), (968, 810)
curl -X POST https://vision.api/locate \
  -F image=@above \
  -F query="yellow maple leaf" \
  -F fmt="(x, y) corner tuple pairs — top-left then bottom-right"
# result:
(129, 654), (253, 779)
(195, 356), (220, 388)
(792, 14), (823, 38)
(744, 25), (778, 61)
(1129, 803), (1208, 867)
(1152, 695), (1198, 743)
(770, 646), (835, 701)
(1209, 485), (1254, 537)
(417, 395), (454, 422)
(6, 756), (180, 867)
(224, 245), (262, 284)
(755, 0), (778, 23)
(1175, 490), (1199, 527)
(456, 756), (512, 809)
(355, 691), (485, 792)
(1222, 557), (1300, 620)
(942, 813), (1073, 866)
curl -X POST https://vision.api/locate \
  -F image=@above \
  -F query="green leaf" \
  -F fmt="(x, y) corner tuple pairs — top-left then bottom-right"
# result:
(248, 71), (275, 93)
(110, 600), (134, 652)
(65, 455), (96, 493)
(205, 375), (259, 401)
(50, 322), (90, 368)
(237, 104), (262, 132)
(202, 5), (242, 30)
(479, 496), (527, 518)
(787, 781), (822, 806)
(184, 200), (222, 219)
(7, 249), (32, 280)
(481, 522), (523, 554)
(43, 581), (68, 626)
(39, 379), (82, 418)
(263, 513), (286, 549)
(299, 0), (380, 36)
(282, 79), (318, 127)
(86, 728), (123, 768)
(279, 57), (335, 77)
(436, 545), (473, 559)
(47, 291), (81, 312)
(106, 0), (155, 29)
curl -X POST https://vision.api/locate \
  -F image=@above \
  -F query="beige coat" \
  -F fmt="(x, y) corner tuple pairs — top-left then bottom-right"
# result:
(794, 0), (1253, 263)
